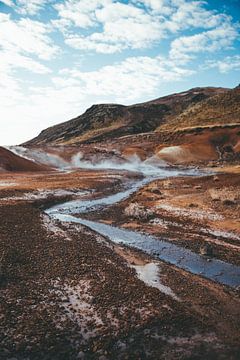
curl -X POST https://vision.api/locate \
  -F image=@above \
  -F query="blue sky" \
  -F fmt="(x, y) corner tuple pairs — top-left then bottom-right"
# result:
(0, 0), (239, 145)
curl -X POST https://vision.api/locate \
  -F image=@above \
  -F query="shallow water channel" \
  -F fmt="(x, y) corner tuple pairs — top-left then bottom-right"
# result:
(46, 168), (240, 288)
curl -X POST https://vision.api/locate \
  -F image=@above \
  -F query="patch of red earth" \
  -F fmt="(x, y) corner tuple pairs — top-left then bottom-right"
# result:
(156, 126), (240, 164)
(0, 147), (50, 172)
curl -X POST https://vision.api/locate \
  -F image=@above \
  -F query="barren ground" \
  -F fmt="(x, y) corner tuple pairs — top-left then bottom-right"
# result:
(0, 167), (240, 359)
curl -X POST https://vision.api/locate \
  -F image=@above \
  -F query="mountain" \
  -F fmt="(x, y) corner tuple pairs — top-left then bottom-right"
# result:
(0, 147), (49, 172)
(24, 87), (228, 146)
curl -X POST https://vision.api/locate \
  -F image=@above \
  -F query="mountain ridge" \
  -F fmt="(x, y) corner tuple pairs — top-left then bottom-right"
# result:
(24, 86), (231, 146)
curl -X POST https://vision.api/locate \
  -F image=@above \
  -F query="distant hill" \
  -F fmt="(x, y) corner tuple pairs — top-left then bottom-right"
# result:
(24, 87), (229, 146)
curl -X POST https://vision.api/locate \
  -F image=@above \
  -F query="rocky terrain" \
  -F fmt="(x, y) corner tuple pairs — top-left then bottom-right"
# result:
(0, 86), (240, 359)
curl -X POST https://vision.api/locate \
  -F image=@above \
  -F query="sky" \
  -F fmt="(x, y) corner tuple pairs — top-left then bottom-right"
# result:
(0, 0), (239, 145)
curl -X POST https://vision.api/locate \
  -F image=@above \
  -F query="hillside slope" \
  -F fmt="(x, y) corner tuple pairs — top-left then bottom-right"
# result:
(157, 86), (240, 132)
(24, 87), (228, 146)
(0, 147), (49, 172)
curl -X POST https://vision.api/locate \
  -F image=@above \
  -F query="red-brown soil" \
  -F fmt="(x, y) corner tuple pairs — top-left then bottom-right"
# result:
(0, 147), (50, 172)
(156, 125), (240, 164)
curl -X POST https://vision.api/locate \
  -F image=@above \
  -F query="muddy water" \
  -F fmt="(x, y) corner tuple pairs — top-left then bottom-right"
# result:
(46, 169), (240, 288)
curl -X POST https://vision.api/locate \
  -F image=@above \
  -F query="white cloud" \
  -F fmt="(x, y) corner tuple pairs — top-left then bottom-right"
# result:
(135, 0), (173, 15)
(164, 0), (230, 32)
(0, 49), (51, 74)
(1, 0), (48, 15)
(0, 12), (57, 88)
(56, 0), (165, 52)
(203, 55), (240, 73)
(58, 55), (194, 101)
(0, 53), (194, 144)
(0, 13), (58, 60)
(0, 12), (57, 145)
(0, 0), (14, 6)
(55, 0), (236, 54)
(0, 73), (23, 108)
(54, 0), (110, 28)
(170, 23), (239, 62)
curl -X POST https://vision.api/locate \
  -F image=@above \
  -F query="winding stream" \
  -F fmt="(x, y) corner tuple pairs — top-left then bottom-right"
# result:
(46, 168), (240, 288)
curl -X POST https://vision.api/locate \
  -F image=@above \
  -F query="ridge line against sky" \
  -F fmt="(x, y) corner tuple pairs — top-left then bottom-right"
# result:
(0, 0), (239, 145)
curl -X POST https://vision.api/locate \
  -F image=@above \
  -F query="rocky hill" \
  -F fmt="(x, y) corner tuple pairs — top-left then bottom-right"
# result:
(24, 87), (228, 146)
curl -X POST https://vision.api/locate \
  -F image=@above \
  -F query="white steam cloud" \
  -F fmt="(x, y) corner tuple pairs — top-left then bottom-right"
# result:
(6, 146), (196, 177)
(7, 146), (69, 169)
(71, 152), (168, 176)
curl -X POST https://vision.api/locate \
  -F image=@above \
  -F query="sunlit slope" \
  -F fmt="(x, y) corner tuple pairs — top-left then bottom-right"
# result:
(157, 86), (240, 132)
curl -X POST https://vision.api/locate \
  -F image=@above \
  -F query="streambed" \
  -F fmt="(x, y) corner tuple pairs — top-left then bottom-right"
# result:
(46, 168), (240, 288)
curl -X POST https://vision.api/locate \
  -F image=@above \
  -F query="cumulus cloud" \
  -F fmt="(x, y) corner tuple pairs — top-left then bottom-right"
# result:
(54, 0), (235, 53)
(53, 0), (109, 28)
(170, 23), (239, 62)
(0, 12), (58, 86)
(0, 13), (58, 60)
(203, 55), (240, 73)
(0, 11), (58, 144)
(1, 0), (48, 15)
(165, 0), (230, 31)
(136, 0), (173, 15)
(58, 55), (194, 101)
(55, 1), (165, 52)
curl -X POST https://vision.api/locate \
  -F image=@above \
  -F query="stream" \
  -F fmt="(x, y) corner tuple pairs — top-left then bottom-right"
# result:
(46, 167), (240, 288)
